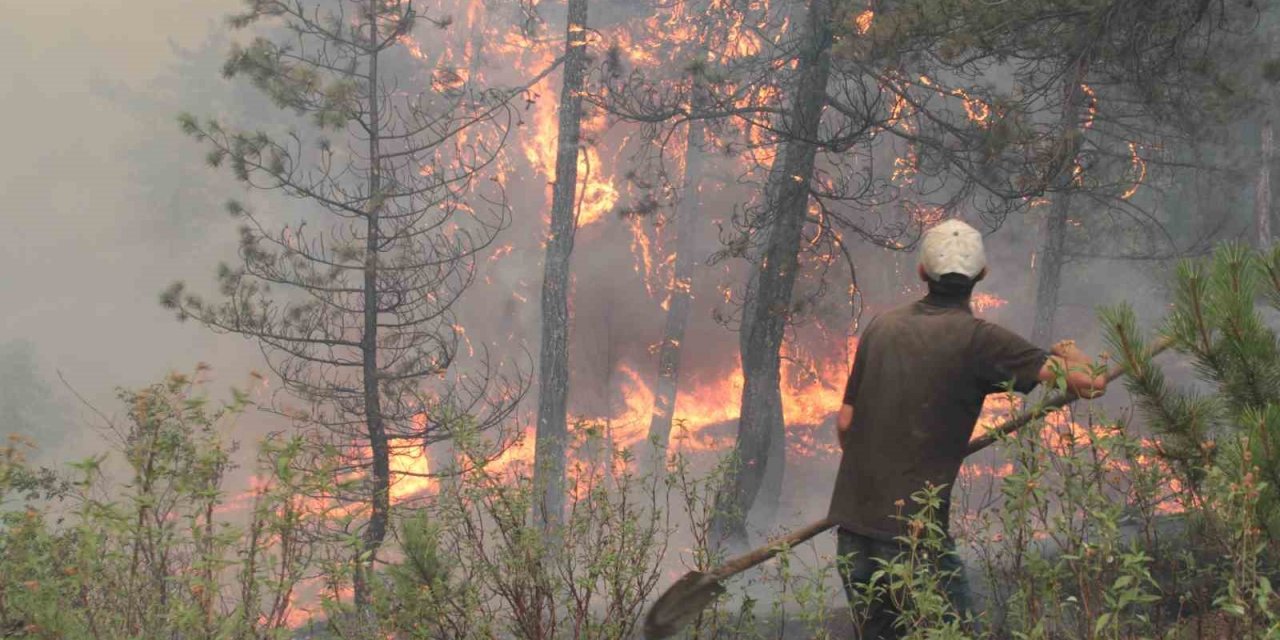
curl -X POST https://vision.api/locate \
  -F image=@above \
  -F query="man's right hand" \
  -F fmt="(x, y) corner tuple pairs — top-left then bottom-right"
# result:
(1051, 339), (1087, 360)
(1042, 339), (1107, 399)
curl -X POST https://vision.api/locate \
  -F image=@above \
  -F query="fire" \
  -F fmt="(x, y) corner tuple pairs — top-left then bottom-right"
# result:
(963, 461), (1016, 478)
(504, 12), (628, 231)
(909, 204), (946, 228)
(1121, 141), (1146, 200)
(575, 115), (622, 227)
(388, 443), (437, 503)
(523, 75), (561, 176)
(715, 5), (777, 60)
(967, 396), (1186, 515)
(954, 87), (990, 124)
(521, 81), (619, 228)
(489, 243), (514, 262)
(718, 84), (785, 168)
(974, 393), (1025, 437)
(558, 337), (858, 459)
(854, 10), (875, 35)
(914, 74), (991, 125)
(400, 34), (426, 59)
(1080, 83), (1098, 129)
(479, 428), (536, 479)
(892, 147), (919, 184)
(886, 93), (912, 131)
(971, 292), (1008, 314)
(629, 216), (661, 298)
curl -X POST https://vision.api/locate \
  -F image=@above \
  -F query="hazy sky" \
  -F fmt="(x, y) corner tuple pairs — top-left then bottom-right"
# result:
(0, 0), (262, 421)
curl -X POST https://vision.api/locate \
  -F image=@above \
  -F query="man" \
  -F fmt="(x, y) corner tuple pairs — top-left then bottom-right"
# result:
(829, 219), (1106, 638)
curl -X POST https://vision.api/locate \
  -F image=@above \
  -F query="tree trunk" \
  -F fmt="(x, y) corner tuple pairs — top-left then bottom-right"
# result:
(711, 0), (833, 546)
(753, 398), (787, 528)
(596, 294), (618, 462)
(646, 86), (709, 460)
(1031, 62), (1090, 347)
(1258, 119), (1273, 250)
(355, 0), (390, 611)
(1031, 192), (1070, 346)
(534, 0), (589, 529)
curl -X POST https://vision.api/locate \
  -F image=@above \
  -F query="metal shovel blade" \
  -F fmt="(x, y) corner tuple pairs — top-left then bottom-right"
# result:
(644, 519), (835, 639)
(643, 571), (725, 639)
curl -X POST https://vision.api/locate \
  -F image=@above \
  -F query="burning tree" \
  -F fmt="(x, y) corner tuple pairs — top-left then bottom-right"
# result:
(575, 0), (868, 541)
(709, 0), (838, 545)
(535, 0), (791, 521)
(534, 0), (590, 529)
(695, 0), (1067, 541)
(709, 0), (1256, 539)
(614, 4), (719, 465)
(882, 0), (1256, 344)
(1004, 0), (1245, 344)
(583, 0), (787, 459)
(587, 0), (1054, 542)
(162, 0), (528, 608)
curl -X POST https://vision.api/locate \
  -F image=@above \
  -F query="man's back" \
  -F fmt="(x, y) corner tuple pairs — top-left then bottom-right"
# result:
(828, 219), (1104, 638)
(827, 293), (1047, 539)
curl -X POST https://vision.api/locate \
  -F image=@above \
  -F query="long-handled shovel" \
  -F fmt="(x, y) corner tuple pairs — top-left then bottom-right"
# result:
(643, 337), (1173, 639)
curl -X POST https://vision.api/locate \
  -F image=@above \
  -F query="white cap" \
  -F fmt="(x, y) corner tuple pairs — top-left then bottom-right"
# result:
(920, 219), (986, 280)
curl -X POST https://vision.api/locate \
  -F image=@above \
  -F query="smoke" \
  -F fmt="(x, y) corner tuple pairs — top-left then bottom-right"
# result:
(0, 0), (1224, 555)
(2, 4), (1259, 632)
(0, 1), (272, 457)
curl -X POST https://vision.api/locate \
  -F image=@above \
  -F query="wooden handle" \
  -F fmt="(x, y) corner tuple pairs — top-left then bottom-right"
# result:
(966, 336), (1173, 455)
(710, 517), (836, 580)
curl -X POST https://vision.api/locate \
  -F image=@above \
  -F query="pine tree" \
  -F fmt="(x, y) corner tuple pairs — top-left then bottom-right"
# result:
(646, 41), (710, 464)
(163, 0), (522, 608)
(711, 0), (836, 546)
(534, 0), (590, 529)
(1103, 243), (1280, 537)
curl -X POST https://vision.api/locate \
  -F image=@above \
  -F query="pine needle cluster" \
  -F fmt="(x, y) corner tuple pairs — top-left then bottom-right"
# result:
(1103, 243), (1280, 538)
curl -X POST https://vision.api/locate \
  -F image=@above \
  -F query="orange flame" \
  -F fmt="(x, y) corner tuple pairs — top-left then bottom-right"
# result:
(1121, 141), (1146, 200)
(1080, 83), (1098, 130)
(971, 292), (1008, 314)
(562, 337), (858, 457)
(855, 10), (875, 35)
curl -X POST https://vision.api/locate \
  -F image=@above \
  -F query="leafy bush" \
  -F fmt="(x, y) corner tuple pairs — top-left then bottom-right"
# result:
(1100, 243), (1280, 636)
(358, 419), (671, 639)
(0, 369), (335, 639)
(7, 246), (1280, 640)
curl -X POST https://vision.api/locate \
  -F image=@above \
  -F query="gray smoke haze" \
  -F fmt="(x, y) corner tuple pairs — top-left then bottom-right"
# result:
(0, 0), (273, 455)
(0, 5), (1230, 625)
(0, 0), (1190, 492)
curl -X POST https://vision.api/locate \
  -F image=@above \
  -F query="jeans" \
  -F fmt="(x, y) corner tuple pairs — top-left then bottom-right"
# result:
(836, 527), (972, 640)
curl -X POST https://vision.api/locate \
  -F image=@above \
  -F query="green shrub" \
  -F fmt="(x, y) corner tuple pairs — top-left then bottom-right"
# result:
(0, 369), (336, 639)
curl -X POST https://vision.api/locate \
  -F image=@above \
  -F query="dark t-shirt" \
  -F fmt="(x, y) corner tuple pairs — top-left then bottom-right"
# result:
(826, 293), (1049, 540)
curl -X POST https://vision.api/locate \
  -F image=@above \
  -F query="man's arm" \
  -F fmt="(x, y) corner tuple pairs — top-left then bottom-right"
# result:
(836, 403), (853, 451)
(1039, 339), (1107, 398)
